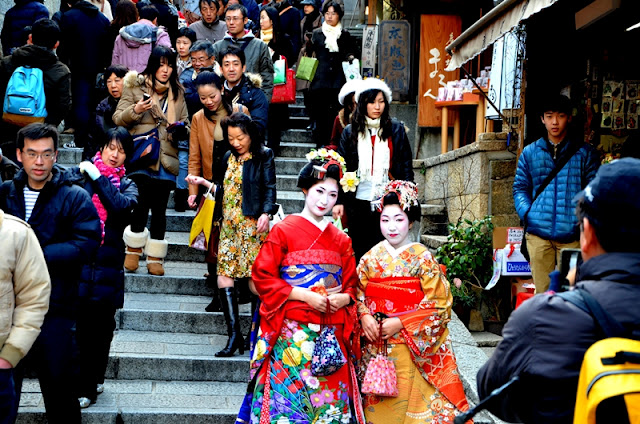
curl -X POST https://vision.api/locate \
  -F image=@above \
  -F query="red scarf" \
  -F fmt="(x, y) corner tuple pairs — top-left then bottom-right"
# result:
(92, 151), (126, 243)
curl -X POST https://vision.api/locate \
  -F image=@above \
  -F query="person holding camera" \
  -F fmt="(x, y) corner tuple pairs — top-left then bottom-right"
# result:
(478, 158), (640, 424)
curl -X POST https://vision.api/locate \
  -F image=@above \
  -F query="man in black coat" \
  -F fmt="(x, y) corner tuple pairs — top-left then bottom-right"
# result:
(477, 158), (640, 424)
(0, 123), (101, 423)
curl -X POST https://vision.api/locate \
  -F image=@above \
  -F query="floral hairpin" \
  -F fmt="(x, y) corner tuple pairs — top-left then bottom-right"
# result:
(374, 180), (419, 212)
(305, 148), (360, 192)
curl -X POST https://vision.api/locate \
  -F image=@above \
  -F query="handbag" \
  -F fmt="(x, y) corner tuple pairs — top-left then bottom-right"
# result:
(273, 56), (287, 85)
(361, 318), (399, 397)
(311, 298), (347, 376)
(129, 125), (160, 169)
(189, 184), (216, 251)
(272, 68), (296, 104)
(296, 55), (319, 82)
(520, 141), (584, 261)
(342, 58), (361, 81)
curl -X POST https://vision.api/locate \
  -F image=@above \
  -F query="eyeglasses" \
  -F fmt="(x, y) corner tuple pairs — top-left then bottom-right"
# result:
(192, 56), (212, 64)
(225, 16), (243, 22)
(22, 150), (55, 160)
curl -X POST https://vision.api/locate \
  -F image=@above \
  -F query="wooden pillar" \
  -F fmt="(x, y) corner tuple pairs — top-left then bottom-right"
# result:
(441, 106), (449, 154)
(368, 0), (376, 25)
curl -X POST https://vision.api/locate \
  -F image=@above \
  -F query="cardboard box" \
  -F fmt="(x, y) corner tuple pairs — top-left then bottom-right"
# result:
(493, 227), (524, 249)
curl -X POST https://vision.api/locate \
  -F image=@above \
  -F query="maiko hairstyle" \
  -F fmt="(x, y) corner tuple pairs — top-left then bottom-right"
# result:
(226, 3), (248, 18)
(220, 47), (246, 66)
(142, 46), (182, 100)
(139, 5), (159, 22)
(103, 126), (133, 158)
(540, 94), (572, 116)
(350, 88), (392, 144)
(31, 18), (61, 49)
(177, 26), (197, 44)
(297, 160), (342, 190)
(112, 0), (139, 29)
(221, 112), (263, 156)
(379, 191), (421, 223)
(16, 123), (59, 151)
(105, 64), (129, 79)
(195, 71), (232, 114)
(322, 1), (344, 19)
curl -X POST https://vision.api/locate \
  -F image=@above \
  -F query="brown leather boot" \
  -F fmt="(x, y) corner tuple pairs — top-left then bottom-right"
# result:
(122, 226), (148, 272)
(145, 238), (168, 276)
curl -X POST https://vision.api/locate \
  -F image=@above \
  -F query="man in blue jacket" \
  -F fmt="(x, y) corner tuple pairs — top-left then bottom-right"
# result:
(513, 94), (599, 293)
(0, 123), (101, 423)
(1, 0), (49, 56)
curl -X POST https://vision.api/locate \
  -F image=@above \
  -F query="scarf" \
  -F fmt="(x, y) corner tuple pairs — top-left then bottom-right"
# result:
(203, 102), (229, 141)
(92, 151), (126, 243)
(148, 77), (177, 124)
(177, 57), (191, 76)
(356, 116), (390, 200)
(260, 28), (273, 44)
(322, 21), (342, 53)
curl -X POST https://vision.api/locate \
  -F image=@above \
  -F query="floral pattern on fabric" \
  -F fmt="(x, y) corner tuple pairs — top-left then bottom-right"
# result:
(249, 319), (353, 424)
(218, 153), (268, 278)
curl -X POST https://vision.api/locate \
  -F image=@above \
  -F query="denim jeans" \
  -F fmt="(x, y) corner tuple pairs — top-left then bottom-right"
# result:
(0, 368), (17, 424)
(177, 150), (189, 190)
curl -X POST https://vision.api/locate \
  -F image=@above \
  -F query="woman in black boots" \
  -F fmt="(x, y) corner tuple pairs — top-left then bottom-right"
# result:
(187, 112), (278, 356)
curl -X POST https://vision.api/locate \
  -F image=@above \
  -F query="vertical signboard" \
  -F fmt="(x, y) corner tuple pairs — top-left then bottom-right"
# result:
(361, 25), (378, 78)
(486, 31), (522, 119)
(418, 15), (461, 127)
(378, 20), (410, 102)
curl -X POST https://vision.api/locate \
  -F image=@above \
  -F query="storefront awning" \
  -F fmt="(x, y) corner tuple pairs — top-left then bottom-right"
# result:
(445, 0), (560, 71)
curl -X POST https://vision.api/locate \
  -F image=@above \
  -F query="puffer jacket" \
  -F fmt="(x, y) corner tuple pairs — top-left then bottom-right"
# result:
(513, 137), (599, 242)
(0, 209), (51, 367)
(223, 73), (269, 133)
(0, 0), (49, 57)
(113, 70), (189, 176)
(70, 167), (138, 309)
(0, 165), (101, 318)
(111, 20), (172, 73)
(213, 31), (274, 101)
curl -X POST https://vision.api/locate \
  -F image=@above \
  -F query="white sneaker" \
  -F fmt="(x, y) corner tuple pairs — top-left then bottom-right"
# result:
(63, 140), (77, 149)
(96, 383), (104, 394)
(78, 397), (91, 408)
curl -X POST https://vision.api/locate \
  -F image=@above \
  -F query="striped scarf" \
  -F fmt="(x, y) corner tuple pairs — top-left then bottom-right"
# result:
(92, 151), (126, 243)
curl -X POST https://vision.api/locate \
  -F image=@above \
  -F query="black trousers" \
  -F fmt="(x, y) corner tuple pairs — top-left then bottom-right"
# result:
(76, 301), (116, 401)
(308, 88), (341, 148)
(14, 316), (81, 424)
(0, 368), (17, 424)
(267, 103), (289, 154)
(346, 198), (384, 262)
(129, 175), (173, 240)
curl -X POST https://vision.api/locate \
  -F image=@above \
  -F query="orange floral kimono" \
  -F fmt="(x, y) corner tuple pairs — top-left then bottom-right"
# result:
(357, 241), (470, 423)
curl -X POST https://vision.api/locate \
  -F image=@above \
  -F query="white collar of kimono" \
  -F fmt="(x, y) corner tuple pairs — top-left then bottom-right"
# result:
(295, 213), (331, 231)
(383, 240), (419, 258)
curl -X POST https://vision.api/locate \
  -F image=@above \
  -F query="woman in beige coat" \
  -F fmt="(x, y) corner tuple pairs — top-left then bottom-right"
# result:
(113, 46), (189, 276)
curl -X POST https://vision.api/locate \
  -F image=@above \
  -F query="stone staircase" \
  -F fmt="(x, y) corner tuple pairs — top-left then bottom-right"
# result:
(17, 97), (505, 423)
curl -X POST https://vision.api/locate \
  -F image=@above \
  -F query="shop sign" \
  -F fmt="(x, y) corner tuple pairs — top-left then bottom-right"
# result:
(378, 20), (410, 102)
(361, 25), (378, 78)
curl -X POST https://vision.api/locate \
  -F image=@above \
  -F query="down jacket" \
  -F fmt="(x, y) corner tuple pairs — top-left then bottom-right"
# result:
(0, 0), (49, 57)
(513, 137), (599, 242)
(0, 209), (51, 367)
(223, 73), (269, 134)
(70, 168), (138, 309)
(111, 21), (172, 73)
(0, 165), (101, 318)
(113, 71), (189, 176)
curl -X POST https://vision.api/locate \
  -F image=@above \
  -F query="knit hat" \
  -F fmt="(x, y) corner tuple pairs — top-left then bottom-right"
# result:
(338, 79), (362, 106)
(354, 77), (392, 103)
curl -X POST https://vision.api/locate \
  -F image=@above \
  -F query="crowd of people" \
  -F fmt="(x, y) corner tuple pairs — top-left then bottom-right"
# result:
(2, 1), (639, 424)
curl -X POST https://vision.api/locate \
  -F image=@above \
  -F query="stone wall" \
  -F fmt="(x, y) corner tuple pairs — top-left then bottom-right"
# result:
(413, 132), (520, 227)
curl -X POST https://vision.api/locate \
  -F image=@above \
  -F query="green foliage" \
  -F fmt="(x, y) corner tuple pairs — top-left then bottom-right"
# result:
(436, 216), (495, 308)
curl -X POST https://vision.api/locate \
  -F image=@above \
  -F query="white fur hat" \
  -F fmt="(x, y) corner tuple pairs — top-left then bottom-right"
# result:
(338, 79), (362, 106)
(355, 77), (392, 103)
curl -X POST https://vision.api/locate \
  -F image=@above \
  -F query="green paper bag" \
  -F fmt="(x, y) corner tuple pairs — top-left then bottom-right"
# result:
(295, 56), (319, 82)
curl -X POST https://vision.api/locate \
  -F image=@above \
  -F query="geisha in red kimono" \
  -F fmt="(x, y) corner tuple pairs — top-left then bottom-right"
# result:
(241, 150), (366, 424)
(357, 181), (470, 424)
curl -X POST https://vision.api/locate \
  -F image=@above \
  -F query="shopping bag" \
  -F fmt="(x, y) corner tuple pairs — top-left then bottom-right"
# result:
(269, 203), (285, 230)
(273, 57), (286, 85)
(342, 58), (361, 81)
(311, 298), (347, 376)
(361, 319), (399, 397)
(296, 56), (318, 82)
(189, 185), (215, 251)
(271, 69), (296, 104)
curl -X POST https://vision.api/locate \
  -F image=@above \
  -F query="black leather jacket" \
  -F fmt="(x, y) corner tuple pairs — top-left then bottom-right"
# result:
(219, 146), (278, 218)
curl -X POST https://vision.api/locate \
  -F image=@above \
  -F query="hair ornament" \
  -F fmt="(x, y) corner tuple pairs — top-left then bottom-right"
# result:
(374, 180), (419, 212)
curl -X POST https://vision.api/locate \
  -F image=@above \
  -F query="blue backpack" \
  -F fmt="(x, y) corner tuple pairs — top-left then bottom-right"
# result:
(2, 66), (47, 127)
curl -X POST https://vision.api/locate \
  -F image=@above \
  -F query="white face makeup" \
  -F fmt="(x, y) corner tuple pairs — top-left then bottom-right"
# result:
(303, 178), (339, 219)
(380, 204), (411, 249)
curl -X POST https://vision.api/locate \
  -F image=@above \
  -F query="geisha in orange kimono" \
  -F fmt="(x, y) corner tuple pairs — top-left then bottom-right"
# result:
(245, 150), (366, 424)
(357, 180), (470, 424)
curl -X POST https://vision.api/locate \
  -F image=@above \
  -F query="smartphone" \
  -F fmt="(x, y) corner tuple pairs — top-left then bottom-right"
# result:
(142, 93), (151, 102)
(559, 248), (582, 287)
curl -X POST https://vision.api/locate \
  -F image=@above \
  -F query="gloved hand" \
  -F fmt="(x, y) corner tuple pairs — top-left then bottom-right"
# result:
(79, 161), (101, 181)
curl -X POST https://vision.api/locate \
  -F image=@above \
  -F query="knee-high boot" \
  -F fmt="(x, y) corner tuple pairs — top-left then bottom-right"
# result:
(215, 287), (244, 357)
(204, 275), (221, 312)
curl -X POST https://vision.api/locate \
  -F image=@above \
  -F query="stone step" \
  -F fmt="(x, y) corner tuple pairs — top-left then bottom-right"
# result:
(470, 331), (503, 348)
(126, 261), (210, 296)
(276, 174), (299, 192)
(165, 231), (205, 262)
(288, 104), (308, 117)
(278, 141), (315, 158)
(421, 234), (449, 256)
(295, 94), (304, 106)
(150, 210), (196, 233)
(118, 292), (252, 335)
(18, 378), (244, 423)
(57, 147), (83, 166)
(289, 115), (311, 129)
(274, 157), (308, 175)
(282, 128), (313, 144)
(276, 190), (305, 215)
(420, 204), (449, 236)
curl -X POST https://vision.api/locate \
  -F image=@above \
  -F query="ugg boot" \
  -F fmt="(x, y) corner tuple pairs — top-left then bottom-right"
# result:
(123, 226), (148, 272)
(145, 238), (168, 276)
(215, 287), (244, 357)
(173, 189), (189, 212)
